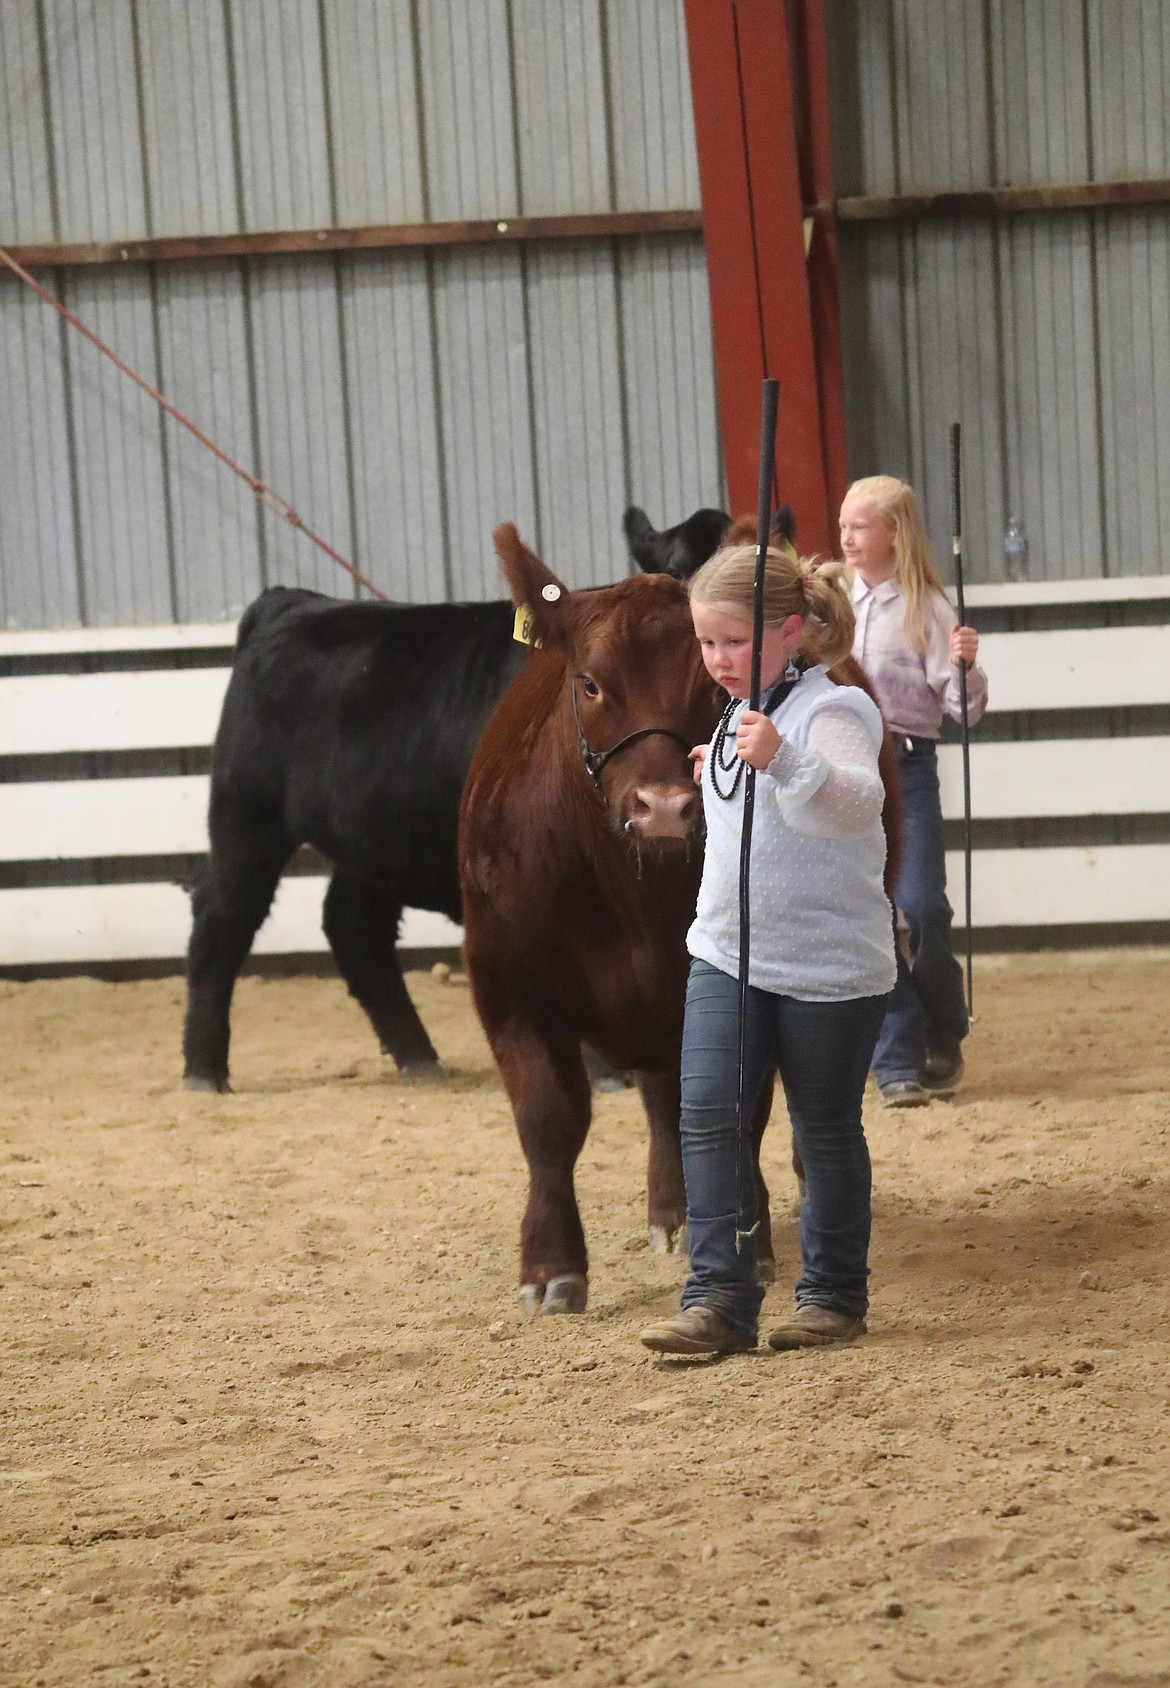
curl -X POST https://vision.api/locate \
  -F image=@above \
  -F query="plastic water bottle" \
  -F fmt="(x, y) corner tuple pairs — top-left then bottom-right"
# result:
(1003, 517), (1029, 582)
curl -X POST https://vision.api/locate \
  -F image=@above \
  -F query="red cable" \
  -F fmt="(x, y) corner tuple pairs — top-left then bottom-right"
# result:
(0, 245), (387, 602)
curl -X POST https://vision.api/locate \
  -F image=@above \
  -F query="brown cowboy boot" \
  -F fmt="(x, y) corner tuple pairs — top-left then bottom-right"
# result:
(767, 1304), (866, 1351)
(639, 1306), (756, 1355)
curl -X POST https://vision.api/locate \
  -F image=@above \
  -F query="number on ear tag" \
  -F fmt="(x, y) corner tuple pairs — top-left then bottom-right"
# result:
(512, 604), (542, 648)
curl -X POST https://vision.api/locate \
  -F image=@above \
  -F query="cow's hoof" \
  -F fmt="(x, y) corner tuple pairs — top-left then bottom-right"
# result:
(756, 1257), (778, 1284)
(648, 1222), (687, 1257)
(540, 1274), (588, 1315)
(518, 1275), (589, 1319)
(183, 1073), (229, 1093)
(397, 1060), (445, 1085)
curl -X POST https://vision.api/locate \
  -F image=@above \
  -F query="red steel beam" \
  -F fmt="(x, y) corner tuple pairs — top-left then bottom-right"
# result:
(790, 0), (848, 525)
(684, 0), (835, 553)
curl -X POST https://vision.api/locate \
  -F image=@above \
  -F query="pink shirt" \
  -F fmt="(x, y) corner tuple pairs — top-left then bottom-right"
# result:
(850, 576), (988, 740)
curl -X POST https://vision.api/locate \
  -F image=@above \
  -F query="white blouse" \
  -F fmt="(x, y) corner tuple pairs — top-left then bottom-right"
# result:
(687, 666), (897, 1002)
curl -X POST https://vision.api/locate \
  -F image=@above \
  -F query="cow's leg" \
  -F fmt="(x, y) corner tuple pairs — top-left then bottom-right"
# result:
(321, 874), (441, 1078)
(635, 1068), (687, 1256)
(637, 1065), (778, 1283)
(491, 1025), (592, 1317)
(751, 1068), (778, 1282)
(183, 826), (290, 1091)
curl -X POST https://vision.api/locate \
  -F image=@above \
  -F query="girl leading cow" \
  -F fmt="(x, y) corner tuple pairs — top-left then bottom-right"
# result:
(641, 478), (986, 1357)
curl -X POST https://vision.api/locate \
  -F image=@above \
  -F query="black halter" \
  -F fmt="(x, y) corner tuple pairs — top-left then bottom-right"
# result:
(569, 676), (693, 790)
(708, 659), (808, 802)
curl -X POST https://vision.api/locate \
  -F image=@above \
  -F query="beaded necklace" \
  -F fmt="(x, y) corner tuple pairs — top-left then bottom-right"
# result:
(708, 657), (808, 801)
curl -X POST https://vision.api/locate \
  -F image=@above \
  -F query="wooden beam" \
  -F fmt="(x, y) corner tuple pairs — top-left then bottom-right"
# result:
(1, 209), (703, 271)
(831, 177), (1170, 224)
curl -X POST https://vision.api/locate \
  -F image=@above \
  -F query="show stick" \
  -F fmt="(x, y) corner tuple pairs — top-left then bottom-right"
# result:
(949, 421), (974, 1024)
(735, 377), (780, 1251)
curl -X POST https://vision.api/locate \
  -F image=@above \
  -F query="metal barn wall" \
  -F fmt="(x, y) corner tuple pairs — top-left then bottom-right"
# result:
(0, 0), (721, 630)
(828, 0), (1170, 584)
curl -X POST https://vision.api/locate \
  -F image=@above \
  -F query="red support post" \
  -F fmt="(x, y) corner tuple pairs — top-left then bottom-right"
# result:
(791, 0), (849, 522)
(684, 0), (843, 555)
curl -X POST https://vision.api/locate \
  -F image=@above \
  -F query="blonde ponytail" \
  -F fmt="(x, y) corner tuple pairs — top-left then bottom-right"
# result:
(796, 556), (854, 667)
(688, 543), (856, 668)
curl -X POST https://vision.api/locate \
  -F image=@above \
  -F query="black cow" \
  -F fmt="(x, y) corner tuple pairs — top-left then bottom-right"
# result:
(182, 586), (527, 1091)
(184, 500), (793, 1092)
(624, 502), (797, 580)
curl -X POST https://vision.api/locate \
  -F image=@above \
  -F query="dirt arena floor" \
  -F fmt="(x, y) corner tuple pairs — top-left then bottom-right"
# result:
(2, 951), (1169, 1688)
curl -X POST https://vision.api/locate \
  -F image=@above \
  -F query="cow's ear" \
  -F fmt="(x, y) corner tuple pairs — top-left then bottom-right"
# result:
(493, 523), (573, 649)
(623, 506), (664, 574)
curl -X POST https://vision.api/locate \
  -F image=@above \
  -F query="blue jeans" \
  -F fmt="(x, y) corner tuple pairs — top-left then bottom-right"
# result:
(679, 959), (888, 1335)
(872, 738), (970, 1087)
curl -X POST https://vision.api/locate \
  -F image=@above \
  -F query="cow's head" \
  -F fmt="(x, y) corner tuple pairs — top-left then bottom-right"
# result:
(493, 524), (720, 847)
(624, 503), (797, 581)
(623, 505), (731, 580)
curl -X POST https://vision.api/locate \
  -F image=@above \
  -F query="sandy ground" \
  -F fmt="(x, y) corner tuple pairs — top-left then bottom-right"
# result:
(2, 951), (1169, 1688)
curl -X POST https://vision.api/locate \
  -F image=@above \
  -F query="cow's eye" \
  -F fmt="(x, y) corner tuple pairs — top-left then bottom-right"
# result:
(580, 676), (600, 699)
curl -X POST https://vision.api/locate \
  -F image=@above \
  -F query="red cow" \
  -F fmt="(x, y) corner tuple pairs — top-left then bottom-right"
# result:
(459, 524), (900, 1317)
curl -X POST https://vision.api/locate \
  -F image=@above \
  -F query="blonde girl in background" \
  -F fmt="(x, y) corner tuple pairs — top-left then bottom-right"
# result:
(640, 543), (895, 1357)
(840, 476), (989, 1107)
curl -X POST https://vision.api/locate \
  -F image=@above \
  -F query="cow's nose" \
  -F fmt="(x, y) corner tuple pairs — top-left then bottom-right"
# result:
(627, 785), (700, 839)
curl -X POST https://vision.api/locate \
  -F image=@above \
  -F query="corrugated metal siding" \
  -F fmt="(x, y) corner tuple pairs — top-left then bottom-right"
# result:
(65, 266), (173, 624)
(527, 241), (627, 582)
(230, 0), (333, 232)
(137, 0), (240, 238)
(247, 254), (354, 596)
(153, 263), (263, 621)
(606, 0), (701, 211)
(417, 0), (519, 223)
(339, 251), (446, 603)
(1087, 2), (1170, 179)
(322, 3), (425, 226)
(0, 273), (78, 628)
(0, 0), (56, 244)
(620, 235), (725, 530)
(831, 0), (1170, 580)
(432, 245), (536, 600)
(42, 0), (147, 245)
(512, 0), (610, 217)
(1096, 209), (1170, 571)
(0, 0), (714, 628)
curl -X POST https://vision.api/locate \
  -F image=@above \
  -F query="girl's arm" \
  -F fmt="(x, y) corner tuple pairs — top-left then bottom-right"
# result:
(928, 598), (988, 725)
(762, 704), (885, 839)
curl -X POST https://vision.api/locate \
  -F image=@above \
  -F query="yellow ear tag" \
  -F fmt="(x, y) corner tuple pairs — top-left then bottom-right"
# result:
(512, 604), (542, 648)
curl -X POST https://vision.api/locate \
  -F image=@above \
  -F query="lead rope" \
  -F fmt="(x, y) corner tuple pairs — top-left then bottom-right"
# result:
(0, 245), (387, 602)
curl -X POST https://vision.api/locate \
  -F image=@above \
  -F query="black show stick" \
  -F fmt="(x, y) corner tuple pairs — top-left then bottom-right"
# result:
(735, 377), (780, 1251)
(949, 421), (974, 1025)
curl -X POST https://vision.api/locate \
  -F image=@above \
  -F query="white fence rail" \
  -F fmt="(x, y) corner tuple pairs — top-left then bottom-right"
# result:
(1, 580), (1167, 965)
